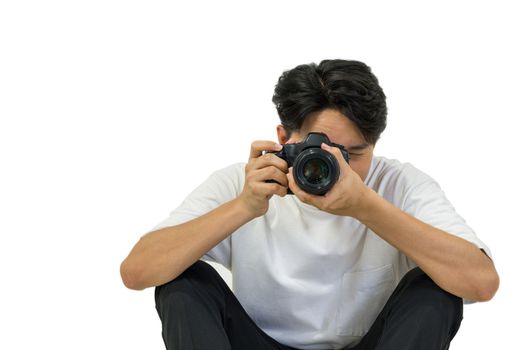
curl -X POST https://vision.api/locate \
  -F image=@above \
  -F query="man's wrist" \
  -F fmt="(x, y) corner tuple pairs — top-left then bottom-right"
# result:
(231, 197), (258, 223)
(349, 186), (380, 222)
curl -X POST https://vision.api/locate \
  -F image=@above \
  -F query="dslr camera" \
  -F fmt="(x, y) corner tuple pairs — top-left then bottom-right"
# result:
(268, 132), (349, 195)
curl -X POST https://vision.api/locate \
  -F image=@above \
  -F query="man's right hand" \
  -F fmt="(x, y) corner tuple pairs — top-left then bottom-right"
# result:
(237, 140), (289, 218)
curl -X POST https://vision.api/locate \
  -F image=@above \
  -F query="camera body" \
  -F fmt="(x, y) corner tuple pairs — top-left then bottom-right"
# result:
(269, 132), (349, 195)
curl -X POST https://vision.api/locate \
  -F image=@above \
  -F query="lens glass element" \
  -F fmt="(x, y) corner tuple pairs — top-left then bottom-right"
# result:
(302, 158), (329, 185)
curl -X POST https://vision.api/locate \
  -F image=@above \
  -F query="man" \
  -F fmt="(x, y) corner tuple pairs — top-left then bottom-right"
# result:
(120, 59), (499, 350)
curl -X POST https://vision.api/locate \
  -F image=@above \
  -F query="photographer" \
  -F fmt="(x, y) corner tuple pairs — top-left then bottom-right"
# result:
(120, 59), (499, 350)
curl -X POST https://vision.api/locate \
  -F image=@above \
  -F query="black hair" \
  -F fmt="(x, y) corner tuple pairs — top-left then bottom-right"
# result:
(272, 59), (387, 145)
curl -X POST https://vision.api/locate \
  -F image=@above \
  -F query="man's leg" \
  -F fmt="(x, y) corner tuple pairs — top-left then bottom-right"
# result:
(354, 267), (463, 350)
(154, 260), (297, 350)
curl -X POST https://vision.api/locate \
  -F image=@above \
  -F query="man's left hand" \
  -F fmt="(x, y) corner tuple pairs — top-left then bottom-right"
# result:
(286, 143), (371, 218)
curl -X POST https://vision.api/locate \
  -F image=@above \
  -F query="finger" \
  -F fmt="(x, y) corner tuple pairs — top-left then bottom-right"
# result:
(266, 167), (289, 187)
(321, 143), (348, 169)
(253, 153), (289, 173)
(270, 182), (289, 197)
(249, 141), (283, 159)
(286, 168), (319, 204)
(250, 166), (289, 187)
(253, 182), (288, 198)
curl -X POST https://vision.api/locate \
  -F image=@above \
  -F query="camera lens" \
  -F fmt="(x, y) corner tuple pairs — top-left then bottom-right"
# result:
(302, 158), (330, 185)
(293, 148), (340, 195)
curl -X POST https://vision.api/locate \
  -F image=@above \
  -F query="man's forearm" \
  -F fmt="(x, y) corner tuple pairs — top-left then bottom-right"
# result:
(120, 198), (254, 290)
(353, 187), (499, 301)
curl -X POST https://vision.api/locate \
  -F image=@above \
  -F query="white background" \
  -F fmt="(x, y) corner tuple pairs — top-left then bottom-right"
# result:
(1, 1), (523, 349)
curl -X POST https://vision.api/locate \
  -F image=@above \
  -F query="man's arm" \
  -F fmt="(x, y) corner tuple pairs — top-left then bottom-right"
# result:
(288, 142), (499, 302)
(120, 198), (253, 290)
(120, 141), (289, 290)
(354, 188), (499, 302)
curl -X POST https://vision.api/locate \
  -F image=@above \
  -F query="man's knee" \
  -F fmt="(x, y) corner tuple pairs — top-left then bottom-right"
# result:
(374, 268), (463, 349)
(400, 268), (463, 334)
(154, 272), (192, 314)
(154, 260), (222, 310)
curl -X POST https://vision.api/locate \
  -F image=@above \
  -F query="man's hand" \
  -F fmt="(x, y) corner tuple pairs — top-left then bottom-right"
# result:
(287, 142), (370, 218)
(238, 141), (289, 218)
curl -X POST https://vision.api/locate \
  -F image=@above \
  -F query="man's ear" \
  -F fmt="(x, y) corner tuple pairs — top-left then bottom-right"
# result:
(276, 125), (289, 144)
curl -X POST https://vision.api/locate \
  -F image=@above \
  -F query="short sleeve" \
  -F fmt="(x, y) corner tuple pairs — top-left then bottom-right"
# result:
(401, 179), (492, 259)
(144, 163), (245, 270)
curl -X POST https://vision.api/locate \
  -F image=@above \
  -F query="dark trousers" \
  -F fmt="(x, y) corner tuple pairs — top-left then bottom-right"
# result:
(155, 261), (463, 350)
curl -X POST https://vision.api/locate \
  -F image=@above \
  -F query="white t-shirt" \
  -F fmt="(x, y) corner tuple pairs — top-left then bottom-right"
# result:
(148, 156), (492, 350)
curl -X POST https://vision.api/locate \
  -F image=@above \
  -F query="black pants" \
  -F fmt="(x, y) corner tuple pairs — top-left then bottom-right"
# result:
(155, 261), (463, 350)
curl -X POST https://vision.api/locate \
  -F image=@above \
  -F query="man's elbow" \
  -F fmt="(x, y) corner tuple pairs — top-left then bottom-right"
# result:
(475, 269), (500, 302)
(120, 259), (146, 291)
